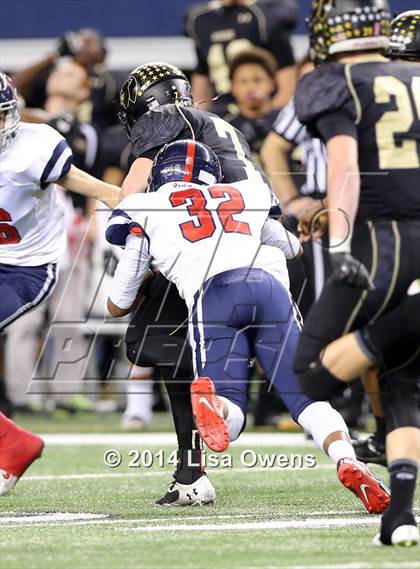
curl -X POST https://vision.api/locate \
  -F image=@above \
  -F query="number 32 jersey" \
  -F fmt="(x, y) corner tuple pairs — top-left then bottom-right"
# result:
(110, 180), (290, 308)
(295, 56), (420, 221)
(0, 122), (73, 266)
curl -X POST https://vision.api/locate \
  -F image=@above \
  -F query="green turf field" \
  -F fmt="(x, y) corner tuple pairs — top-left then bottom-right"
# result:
(1, 425), (419, 569)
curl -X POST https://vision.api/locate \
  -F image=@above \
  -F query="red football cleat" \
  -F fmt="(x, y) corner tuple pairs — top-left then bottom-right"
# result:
(191, 377), (230, 452)
(0, 413), (44, 496)
(337, 457), (390, 514)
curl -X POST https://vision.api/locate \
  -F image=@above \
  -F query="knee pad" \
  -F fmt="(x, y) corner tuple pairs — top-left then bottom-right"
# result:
(381, 374), (420, 433)
(296, 360), (345, 401)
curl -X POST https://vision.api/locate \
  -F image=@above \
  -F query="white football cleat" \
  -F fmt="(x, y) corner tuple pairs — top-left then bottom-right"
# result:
(0, 471), (19, 496)
(373, 524), (419, 547)
(155, 475), (216, 506)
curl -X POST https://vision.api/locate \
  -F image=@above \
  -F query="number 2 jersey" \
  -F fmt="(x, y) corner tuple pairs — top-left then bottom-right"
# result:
(107, 179), (293, 309)
(0, 122), (72, 266)
(295, 55), (420, 221)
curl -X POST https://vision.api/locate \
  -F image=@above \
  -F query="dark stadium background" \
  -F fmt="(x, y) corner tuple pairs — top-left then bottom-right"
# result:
(3, 0), (419, 37)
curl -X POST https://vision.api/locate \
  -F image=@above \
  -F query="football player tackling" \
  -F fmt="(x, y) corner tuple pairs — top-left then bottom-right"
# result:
(106, 139), (390, 515)
(0, 73), (120, 495)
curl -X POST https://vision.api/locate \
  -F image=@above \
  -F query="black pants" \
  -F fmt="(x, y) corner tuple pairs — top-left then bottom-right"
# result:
(125, 274), (197, 443)
(294, 219), (420, 432)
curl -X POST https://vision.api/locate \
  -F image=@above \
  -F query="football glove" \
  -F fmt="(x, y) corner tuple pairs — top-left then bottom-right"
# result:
(330, 252), (373, 289)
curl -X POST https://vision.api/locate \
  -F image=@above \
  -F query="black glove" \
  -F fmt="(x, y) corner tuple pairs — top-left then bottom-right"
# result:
(330, 252), (373, 289)
(57, 32), (83, 57)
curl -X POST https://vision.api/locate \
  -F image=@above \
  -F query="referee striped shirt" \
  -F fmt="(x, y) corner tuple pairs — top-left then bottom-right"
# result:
(273, 99), (327, 196)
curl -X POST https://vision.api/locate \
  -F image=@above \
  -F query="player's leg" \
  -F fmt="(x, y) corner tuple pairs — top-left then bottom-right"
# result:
(254, 273), (389, 513)
(5, 305), (46, 410)
(121, 366), (154, 430)
(0, 263), (58, 495)
(374, 366), (420, 546)
(319, 279), (420, 383)
(189, 325), (250, 452)
(309, 280), (420, 466)
(189, 271), (257, 451)
(126, 290), (215, 506)
(0, 263), (57, 330)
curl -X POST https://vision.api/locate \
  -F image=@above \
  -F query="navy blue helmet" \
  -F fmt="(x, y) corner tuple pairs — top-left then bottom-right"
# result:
(0, 72), (20, 151)
(148, 139), (223, 192)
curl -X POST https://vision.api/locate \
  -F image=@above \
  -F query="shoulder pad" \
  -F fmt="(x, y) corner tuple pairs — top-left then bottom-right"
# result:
(295, 64), (356, 126)
(131, 106), (188, 158)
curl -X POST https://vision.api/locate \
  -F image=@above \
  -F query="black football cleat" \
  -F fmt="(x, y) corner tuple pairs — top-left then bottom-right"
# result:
(155, 474), (216, 506)
(353, 434), (387, 467)
(373, 512), (419, 546)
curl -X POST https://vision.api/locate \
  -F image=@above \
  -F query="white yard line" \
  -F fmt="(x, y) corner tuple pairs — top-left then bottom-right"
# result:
(21, 464), (336, 482)
(0, 513), (108, 524)
(39, 432), (311, 447)
(0, 515), (391, 530)
(240, 565), (419, 569)
(113, 518), (386, 532)
(0, 511), (359, 526)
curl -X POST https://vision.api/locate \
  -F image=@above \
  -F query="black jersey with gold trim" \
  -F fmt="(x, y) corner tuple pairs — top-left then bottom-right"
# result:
(131, 104), (268, 184)
(295, 56), (420, 221)
(184, 0), (296, 95)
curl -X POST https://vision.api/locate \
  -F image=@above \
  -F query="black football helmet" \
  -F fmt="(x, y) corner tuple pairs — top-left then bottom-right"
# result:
(117, 62), (193, 139)
(308, 0), (392, 64)
(0, 72), (20, 151)
(388, 10), (420, 61)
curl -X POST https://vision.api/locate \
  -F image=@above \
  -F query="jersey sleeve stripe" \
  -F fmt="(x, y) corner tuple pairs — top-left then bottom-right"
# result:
(273, 102), (305, 144)
(40, 139), (73, 188)
(106, 209), (150, 249)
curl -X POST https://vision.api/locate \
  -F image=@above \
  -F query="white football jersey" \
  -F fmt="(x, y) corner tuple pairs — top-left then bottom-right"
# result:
(115, 180), (290, 308)
(0, 122), (72, 266)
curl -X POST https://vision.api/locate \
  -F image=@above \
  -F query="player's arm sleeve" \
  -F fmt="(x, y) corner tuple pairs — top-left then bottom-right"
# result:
(261, 218), (302, 259)
(105, 195), (148, 247)
(29, 124), (73, 188)
(295, 65), (357, 140)
(315, 112), (358, 143)
(108, 233), (152, 311)
(272, 99), (306, 146)
(131, 110), (188, 159)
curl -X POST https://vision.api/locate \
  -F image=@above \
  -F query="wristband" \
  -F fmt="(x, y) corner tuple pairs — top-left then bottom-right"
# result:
(329, 237), (351, 254)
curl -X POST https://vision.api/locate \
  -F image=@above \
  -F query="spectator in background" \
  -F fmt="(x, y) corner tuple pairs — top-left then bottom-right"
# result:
(184, 0), (298, 114)
(12, 28), (121, 132)
(223, 48), (279, 165)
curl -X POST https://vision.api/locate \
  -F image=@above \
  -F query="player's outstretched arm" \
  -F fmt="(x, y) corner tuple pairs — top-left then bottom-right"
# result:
(120, 157), (153, 199)
(59, 165), (120, 208)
